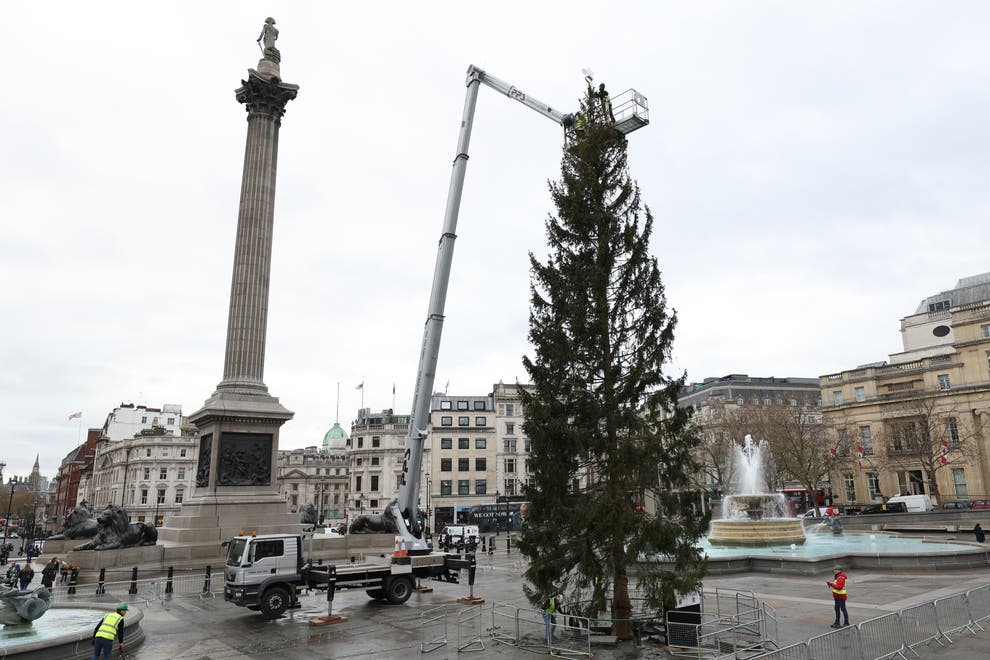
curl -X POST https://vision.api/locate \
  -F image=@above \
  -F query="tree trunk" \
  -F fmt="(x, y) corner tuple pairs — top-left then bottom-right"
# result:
(611, 572), (634, 640)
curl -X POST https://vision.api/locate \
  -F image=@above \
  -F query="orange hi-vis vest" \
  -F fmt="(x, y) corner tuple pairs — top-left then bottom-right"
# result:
(829, 573), (847, 600)
(95, 612), (123, 640)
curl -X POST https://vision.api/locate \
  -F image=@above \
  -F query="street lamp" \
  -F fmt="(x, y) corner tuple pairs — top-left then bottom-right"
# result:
(425, 472), (432, 534)
(3, 476), (27, 550)
(495, 490), (501, 536)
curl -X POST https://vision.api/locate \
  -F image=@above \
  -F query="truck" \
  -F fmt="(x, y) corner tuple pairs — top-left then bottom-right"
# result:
(223, 66), (648, 617)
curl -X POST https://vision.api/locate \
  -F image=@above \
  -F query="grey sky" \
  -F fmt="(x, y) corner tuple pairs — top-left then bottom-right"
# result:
(4, 2), (989, 479)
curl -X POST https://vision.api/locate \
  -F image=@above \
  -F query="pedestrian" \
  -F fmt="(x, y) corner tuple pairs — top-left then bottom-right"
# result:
(91, 603), (128, 659)
(0, 546), (7, 566)
(42, 557), (59, 589)
(18, 563), (34, 591)
(975, 523), (986, 543)
(826, 564), (849, 628)
(597, 83), (615, 123)
(541, 591), (563, 645)
(60, 560), (69, 584)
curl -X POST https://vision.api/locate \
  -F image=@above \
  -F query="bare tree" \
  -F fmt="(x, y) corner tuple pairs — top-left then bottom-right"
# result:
(873, 397), (978, 502)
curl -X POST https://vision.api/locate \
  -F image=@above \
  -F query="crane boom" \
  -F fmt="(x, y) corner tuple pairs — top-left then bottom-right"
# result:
(387, 65), (573, 554)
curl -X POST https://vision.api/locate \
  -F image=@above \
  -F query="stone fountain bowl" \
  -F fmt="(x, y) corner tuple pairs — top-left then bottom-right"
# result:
(0, 603), (144, 659)
(708, 519), (807, 547)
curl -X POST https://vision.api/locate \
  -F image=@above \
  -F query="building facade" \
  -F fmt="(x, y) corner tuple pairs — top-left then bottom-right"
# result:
(821, 274), (990, 505)
(276, 438), (349, 522)
(50, 428), (100, 529)
(348, 408), (418, 521)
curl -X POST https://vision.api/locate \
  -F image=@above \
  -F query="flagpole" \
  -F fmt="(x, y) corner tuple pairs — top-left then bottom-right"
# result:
(392, 382), (396, 413)
(77, 416), (82, 445)
(336, 381), (340, 423)
(361, 378), (365, 409)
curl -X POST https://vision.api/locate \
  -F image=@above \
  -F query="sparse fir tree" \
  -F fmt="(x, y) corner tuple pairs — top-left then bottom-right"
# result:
(518, 84), (708, 640)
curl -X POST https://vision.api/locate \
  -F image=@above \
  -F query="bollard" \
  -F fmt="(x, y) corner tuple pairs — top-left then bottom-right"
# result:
(203, 565), (212, 594)
(165, 566), (174, 595)
(468, 553), (477, 598)
(506, 534), (511, 554)
(68, 568), (79, 595)
(128, 567), (139, 595)
(326, 565), (337, 616)
(481, 536), (486, 553)
(97, 568), (106, 595)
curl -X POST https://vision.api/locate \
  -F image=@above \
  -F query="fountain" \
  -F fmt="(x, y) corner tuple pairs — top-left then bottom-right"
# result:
(708, 435), (806, 546)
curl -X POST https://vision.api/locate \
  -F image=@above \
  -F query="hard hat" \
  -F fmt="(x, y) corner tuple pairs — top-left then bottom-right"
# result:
(833, 565), (842, 571)
(116, 603), (129, 611)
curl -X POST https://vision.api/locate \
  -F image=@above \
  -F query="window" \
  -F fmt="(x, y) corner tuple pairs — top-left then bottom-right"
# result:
(503, 439), (517, 453)
(157, 489), (166, 504)
(441, 438), (452, 449)
(473, 400), (485, 411)
(859, 426), (874, 455)
(938, 374), (951, 390)
(458, 480), (470, 495)
(867, 472), (881, 499)
(292, 483), (298, 491)
(146, 448), (152, 457)
(355, 476), (362, 491)
(458, 437), (470, 449)
(832, 391), (843, 406)
(372, 436), (381, 448)
(370, 499), (379, 509)
(505, 458), (516, 474)
(371, 475), (379, 491)
(458, 458), (470, 471)
(371, 457), (380, 466)
(843, 473), (856, 502)
(356, 458), (363, 467)
(143, 467), (151, 480)
(357, 437), (364, 448)
(167, 417), (175, 425)
(475, 416), (487, 426)
(458, 416), (470, 426)
(180, 448), (187, 457)
(946, 418), (960, 443)
(159, 467), (167, 480)
(504, 478), (517, 496)
(524, 438), (532, 452)
(855, 386), (866, 402)
(475, 479), (487, 494)
(505, 422), (515, 435)
(952, 468), (968, 498)
(177, 468), (185, 480)
(928, 299), (951, 313)
(505, 403), (514, 416)
(141, 416), (147, 423)
(251, 539), (284, 561)
(475, 458), (486, 471)
(441, 458), (452, 472)
(475, 438), (486, 449)
(141, 489), (148, 505)
(175, 490), (184, 504)
(982, 324), (990, 338)
(441, 400), (452, 410)
(441, 416), (453, 426)
(457, 400), (469, 410)
(315, 468), (320, 476)
(153, 417), (159, 425)
(440, 480), (452, 496)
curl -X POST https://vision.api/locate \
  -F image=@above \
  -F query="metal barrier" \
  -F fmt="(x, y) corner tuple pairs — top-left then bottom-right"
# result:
(548, 614), (591, 659)
(749, 642), (810, 660)
(966, 584), (990, 625)
(899, 601), (943, 652)
(456, 603), (485, 653)
(807, 624), (863, 660)
(934, 592), (979, 642)
(857, 612), (907, 660)
(516, 607), (554, 655)
(763, 602), (779, 646)
(419, 605), (447, 653)
(491, 602), (520, 646)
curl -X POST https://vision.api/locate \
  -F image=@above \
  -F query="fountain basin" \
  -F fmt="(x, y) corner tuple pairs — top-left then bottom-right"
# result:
(708, 518), (807, 546)
(0, 603), (144, 658)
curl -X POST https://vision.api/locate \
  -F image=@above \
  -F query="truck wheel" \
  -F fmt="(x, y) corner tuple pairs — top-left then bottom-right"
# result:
(260, 587), (290, 619)
(385, 576), (414, 605)
(366, 588), (385, 600)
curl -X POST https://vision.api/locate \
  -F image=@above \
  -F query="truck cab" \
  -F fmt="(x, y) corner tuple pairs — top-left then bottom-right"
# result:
(224, 533), (305, 618)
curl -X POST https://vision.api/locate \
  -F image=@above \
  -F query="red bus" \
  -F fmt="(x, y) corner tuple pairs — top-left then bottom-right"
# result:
(776, 488), (826, 516)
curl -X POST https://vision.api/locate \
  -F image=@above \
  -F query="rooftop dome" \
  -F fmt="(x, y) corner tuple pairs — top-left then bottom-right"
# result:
(323, 422), (348, 451)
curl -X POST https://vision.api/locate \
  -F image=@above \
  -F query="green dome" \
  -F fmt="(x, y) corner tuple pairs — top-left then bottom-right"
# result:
(323, 422), (348, 450)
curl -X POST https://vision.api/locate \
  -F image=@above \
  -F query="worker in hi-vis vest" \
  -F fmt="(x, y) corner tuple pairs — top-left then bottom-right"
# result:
(826, 565), (849, 628)
(92, 602), (127, 659)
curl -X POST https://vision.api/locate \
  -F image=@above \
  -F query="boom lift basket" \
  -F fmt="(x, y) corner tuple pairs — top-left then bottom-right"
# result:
(611, 89), (649, 135)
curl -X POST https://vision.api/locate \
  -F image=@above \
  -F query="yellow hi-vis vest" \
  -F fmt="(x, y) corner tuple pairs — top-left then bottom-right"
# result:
(95, 612), (123, 640)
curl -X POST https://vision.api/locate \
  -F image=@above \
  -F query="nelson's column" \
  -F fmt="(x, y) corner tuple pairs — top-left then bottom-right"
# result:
(161, 19), (301, 542)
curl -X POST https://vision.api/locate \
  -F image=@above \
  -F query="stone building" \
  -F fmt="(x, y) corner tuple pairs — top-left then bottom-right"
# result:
(276, 425), (349, 522)
(348, 408), (420, 521)
(821, 274), (990, 505)
(51, 428), (100, 527)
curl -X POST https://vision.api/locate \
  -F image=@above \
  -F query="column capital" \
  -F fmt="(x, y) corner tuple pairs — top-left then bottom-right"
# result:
(235, 70), (299, 120)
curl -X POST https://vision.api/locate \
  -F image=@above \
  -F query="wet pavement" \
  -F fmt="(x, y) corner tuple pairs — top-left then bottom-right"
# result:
(8, 544), (990, 658)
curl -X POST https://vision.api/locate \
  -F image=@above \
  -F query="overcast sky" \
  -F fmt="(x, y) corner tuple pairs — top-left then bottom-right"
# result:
(4, 2), (990, 479)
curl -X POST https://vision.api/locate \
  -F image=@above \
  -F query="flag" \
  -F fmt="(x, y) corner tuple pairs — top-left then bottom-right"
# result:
(355, 382), (364, 390)
(392, 383), (396, 395)
(68, 411), (82, 420)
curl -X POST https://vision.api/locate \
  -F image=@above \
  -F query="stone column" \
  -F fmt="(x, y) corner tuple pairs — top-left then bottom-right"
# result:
(160, 34), (302, 543)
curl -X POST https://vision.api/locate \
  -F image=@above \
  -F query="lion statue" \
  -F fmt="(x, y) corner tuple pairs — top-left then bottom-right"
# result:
(299, 502), (318, 526)
(348, 504), (398, 534)
(73, 504), (158, 551)
(48, 501), (99, 540)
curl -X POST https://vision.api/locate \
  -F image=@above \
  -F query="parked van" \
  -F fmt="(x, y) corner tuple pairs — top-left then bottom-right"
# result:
(438, 524), (479, 546)
(884, 494), (934, 513)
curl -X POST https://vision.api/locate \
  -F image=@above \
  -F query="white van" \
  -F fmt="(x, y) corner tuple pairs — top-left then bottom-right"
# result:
(438, 524), (479, 545)
(885, 494), (934, 513)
